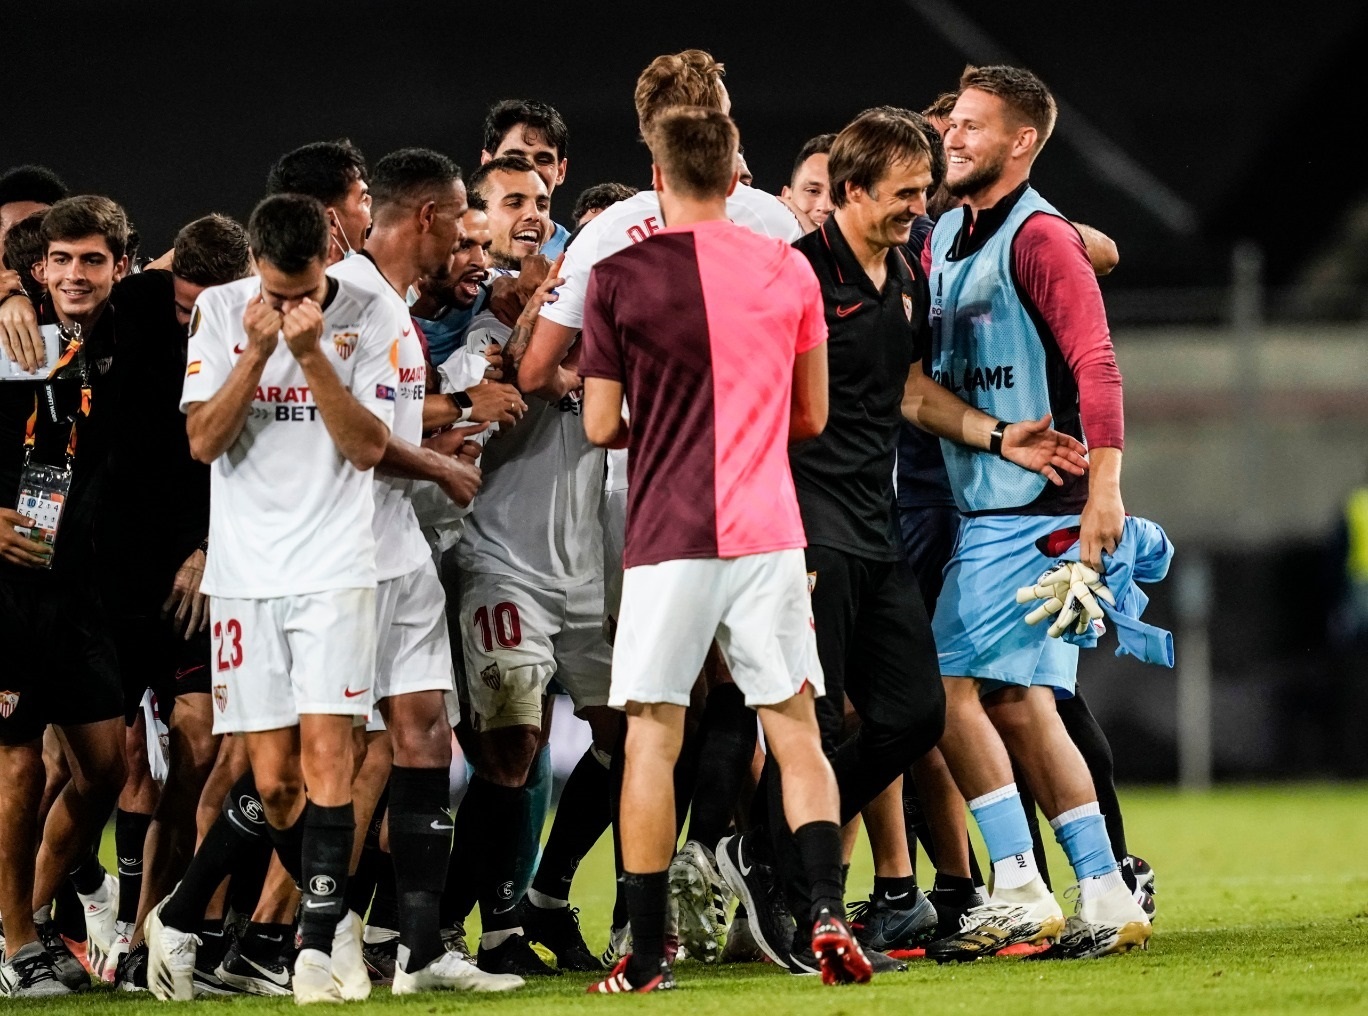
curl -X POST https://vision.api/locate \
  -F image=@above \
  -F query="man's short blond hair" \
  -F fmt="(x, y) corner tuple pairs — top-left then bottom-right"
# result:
(634, 49), (727, 134)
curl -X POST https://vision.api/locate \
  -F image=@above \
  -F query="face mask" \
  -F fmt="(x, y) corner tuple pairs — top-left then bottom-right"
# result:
(405, 284), (420, 308)
(330, 211), (356, 259)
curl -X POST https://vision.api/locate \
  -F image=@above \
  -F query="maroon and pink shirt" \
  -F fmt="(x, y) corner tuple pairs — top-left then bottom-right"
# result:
(579, 219), (827, 569)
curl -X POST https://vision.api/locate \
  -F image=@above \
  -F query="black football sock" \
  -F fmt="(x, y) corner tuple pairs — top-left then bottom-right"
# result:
(266, 814), (305, 888)
(115, 809), (152, 924)
(53, 879), (87, 941)
(296, 802), (354, 955)
(932, 872), (976, 899)
(530, 746), (612, 905)
(684, 684), (757, 851)
(794, 821), (844, 923)
(1058, 692), (1129, 862)
(369, 861), (399, 932)
(440, 799), (478, 929)
(622, 870), (669, 983)
(873, 874), (919, 908)
(240, 921), (294, 964)
(69, 846), (106, 895)
(672, 724), (702, 836)
(227, 833), (273, 920)
(388, 766), (452, 973)
(346, 781), (389, 919)
(463, 777), (525, 934)
(161, 774), (269, 932)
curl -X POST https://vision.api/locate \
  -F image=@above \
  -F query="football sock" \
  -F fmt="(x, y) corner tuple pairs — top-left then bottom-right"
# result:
(115, 809), (152, 925)
(622, 870), (669, 983)
(440, 800), (478, 928)
(161, 774), (269, 932)
(684, 683), (757, 851)
(240, 921), (293, 965)
(265, 814), (305, 888)
(1058, 693), (1129, 861)
(369, 862), (399, 932)
(931, 872), (977, 901)
(512, 747), (553, 902)
(1013, 770), (1052, 890)
(531, 745), (612, 906)
(296, 801), (354, 955)
(794, 821), (845, 921)
(344, 785), (389, 919)
(52, 880), (86, 941)
(388, 765), (452, 973)
(1051, 802), (1124, 899)
(69, 847), (105, 895)
(464, 777), (525, 934)
(873, 874), (919, 907)
(227, 834), (273, 919)
(967, 785), (1038, 891)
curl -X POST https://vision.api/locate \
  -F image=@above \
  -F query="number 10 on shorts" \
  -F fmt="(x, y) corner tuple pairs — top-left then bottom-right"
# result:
(473, 602), (522, 652)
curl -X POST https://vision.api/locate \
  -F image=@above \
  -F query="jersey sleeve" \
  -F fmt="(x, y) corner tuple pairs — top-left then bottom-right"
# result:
(576, 266), (624, 382)
(789, 252), (828, 355)
(179, 295), (234, 413)
(1013, 214), (1124, 450)
(347, 295), (400, 430)
(538, 215), (600, 331)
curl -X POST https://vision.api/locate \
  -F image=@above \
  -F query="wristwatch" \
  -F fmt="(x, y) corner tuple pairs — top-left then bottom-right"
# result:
(448, 390), (474, 422)
(989, 420), (1008, 457)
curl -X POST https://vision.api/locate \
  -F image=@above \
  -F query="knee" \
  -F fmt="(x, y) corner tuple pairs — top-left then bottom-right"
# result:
(864, 696), (945, 766)
(254, 771), (304, 818)
(391, 721), (450, 769)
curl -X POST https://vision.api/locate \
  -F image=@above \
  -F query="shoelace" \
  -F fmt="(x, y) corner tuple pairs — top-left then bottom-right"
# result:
(12, 951), (60, 986)
(956, 899), (1024, 934)
(845, 898), (874, 927)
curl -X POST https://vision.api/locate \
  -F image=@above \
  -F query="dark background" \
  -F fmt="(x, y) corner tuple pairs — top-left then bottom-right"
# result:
(6, 0), (1366, 299)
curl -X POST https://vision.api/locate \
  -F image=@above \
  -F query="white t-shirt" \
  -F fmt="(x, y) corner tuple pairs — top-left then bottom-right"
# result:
(541, 185), (803, 491)
(180, 274), (398, 598)
(328, 255), (432, 582)
(454, 305), (605, 587)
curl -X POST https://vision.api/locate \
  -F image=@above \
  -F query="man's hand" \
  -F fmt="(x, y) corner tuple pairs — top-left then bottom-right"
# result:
(1000, 414), (1089, 486)
(241, 297), (284, 358)
(435, 455), (482, 509)
(0, 508), (52, 568)
(162, 548), (209, 640)
(281, 299), (326, 359)
(0, 284), (44, 373)
(466, 382), (527, 425)
(488, 254), (552, 327)
(423, 422), (488, 457)
(481, 343), (506, 382)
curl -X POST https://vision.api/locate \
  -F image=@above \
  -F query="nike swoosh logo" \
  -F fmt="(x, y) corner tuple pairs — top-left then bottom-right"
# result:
(343, 687), (370, 698)
(430, 821), (454, 831)
(242, 956), (290, 986)
(233, 343), (246, 354)
(402, 326), (412, 336)
(304, 900), (335, 909)
(491, 906), (519, 916)
(835, 302), (863, 318)
(884, 891), (909, 901)
(737, 845), (753, 877)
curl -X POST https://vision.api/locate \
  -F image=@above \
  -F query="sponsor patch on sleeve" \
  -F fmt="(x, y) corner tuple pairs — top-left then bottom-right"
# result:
(375, 384), (396, 401)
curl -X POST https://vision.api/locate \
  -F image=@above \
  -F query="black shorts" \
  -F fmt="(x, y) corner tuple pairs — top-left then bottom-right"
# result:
(897, 504), (962, 616)
(115, 613), (212, 724)
(0, 575), (124, 745)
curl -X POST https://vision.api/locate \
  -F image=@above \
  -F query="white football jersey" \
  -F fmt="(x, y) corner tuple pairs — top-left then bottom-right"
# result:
(328, 255), (431, 582)
(180, 274), (398, 598)
(540, 184), (803, 492)
(454, 306), (605, 587)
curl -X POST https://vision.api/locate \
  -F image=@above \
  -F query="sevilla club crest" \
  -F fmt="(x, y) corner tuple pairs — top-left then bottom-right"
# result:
(0, 690), (18, 718)
(332, 331), (359, 361)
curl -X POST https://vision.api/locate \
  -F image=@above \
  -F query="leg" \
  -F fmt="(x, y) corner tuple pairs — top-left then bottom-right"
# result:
(0, 739), (45, 956)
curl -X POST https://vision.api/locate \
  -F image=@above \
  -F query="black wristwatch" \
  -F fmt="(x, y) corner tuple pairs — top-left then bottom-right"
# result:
(448, 390), (474, 422)
(989, 419), (1008, 457)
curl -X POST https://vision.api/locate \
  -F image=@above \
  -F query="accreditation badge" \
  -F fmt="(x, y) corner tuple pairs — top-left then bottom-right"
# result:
(13, 460), (73, 568)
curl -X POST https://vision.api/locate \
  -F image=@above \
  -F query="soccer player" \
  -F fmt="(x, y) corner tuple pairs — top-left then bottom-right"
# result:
(920, 65), (1153, 961)
(780, 134), (835, 228)
(0, 196), (131, 998)
(579, 104), (873, 993)
(148, 193), (395, 1004)
(325, 146), (521, 996)
(571, 183), (638, 228)
(480, 99), (573, 258)
(516, 50), (805, 961)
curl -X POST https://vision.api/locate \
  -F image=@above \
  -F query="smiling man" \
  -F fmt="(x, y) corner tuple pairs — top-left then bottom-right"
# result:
(0, 196), (131, 997)
(480, 100), (572, 259)
(469, 156), (549, 272)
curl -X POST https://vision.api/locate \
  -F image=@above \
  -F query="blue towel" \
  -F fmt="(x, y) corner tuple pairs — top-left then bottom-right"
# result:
(1054, 517), (1175, 667)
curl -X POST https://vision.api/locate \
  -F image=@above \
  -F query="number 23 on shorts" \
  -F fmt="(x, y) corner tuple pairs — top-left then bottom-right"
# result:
(472, 601), (522, 652)
(214, 618), (244, 671)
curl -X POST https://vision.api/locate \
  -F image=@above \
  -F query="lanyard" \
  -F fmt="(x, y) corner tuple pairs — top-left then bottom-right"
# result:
(23, 324), (90, 466)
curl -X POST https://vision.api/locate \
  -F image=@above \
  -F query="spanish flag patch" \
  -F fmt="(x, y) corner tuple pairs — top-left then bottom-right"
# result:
(186, 360), (202, 375)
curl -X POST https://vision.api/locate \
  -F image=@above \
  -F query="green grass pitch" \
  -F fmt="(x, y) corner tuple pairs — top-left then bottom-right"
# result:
(12, 782), (1368, 1014)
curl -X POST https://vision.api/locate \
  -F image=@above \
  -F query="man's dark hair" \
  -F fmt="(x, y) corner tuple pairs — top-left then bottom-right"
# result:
(958, 65), (1057, 152)
(370, 148), (461, 221)
(247, 194), (329, 273)
(644, 107), (739, 201)
(789, 133), (836, 186)
(265, 139), (368, 206)
(828, 107), (933, 208)
(172, 213), (252, 286)
(571, 182), (637, 224)
(2, 212), (48, 298)
(41, 195), (130, 260)
(922, 91), (958, 123)
(482, 99), (569, 160)
(0, 165), (68, 208)
(468, 154), (538, 210)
